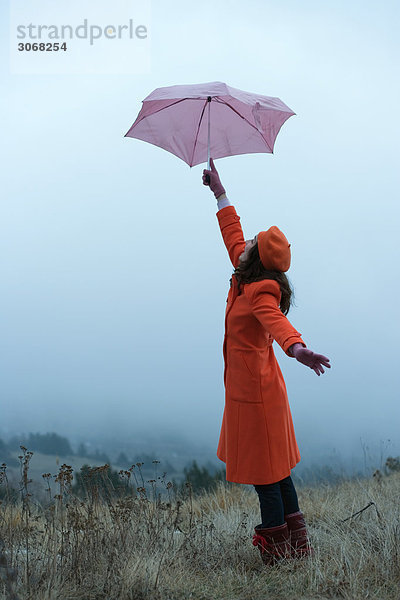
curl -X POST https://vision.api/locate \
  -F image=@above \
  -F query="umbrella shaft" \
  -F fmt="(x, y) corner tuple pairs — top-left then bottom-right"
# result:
(207, 96), (211, 170)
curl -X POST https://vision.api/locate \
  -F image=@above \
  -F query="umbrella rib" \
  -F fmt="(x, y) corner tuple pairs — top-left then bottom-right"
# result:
(124, 98), (194, 136)
(216, 99), (273, 153)
(189, 99), (208, 167)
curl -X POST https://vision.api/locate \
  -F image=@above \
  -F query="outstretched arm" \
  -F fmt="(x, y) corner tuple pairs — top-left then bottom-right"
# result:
(245, 279), (306, 356)
(203, 158), (246, 268)
(289, 342), (331, 376)
(245, 281), (331, 376)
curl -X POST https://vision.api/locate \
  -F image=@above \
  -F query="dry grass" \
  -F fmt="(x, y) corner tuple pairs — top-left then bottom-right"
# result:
(0, 447), (399, 600)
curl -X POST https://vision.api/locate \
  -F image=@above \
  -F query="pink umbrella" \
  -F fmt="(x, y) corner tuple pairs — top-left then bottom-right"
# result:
(124, 81), (295, 175)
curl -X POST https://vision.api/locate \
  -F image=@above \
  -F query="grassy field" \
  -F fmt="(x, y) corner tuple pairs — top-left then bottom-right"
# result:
(0, 451), (399, 600)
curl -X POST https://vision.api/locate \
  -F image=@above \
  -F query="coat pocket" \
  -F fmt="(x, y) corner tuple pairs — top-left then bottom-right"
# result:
(226, 349), (262, 404)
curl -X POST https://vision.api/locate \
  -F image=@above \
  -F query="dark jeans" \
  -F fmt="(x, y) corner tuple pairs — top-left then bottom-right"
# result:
(254, 475), (300, 528)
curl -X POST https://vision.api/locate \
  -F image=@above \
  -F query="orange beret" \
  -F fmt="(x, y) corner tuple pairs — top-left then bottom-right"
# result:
(257, 226), (291, 272)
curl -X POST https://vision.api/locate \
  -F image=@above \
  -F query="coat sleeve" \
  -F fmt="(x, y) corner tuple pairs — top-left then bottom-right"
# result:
(244, 279), (307, 356)
(216, 205), (246, 269)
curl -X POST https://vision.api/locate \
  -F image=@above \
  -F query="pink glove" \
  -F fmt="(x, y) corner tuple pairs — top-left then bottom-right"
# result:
(202, 157), (226, 199)
(290, 343), (331, 376)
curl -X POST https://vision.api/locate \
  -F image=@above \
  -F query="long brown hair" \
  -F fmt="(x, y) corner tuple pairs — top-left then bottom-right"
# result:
(231, 241), (294, 316)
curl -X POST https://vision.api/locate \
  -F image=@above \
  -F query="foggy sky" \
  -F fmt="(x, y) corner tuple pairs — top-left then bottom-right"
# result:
(1, 0), (399, 468)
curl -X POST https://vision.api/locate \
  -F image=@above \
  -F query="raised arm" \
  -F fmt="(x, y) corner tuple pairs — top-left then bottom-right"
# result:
(203, 157), (246, 268)
(216, 205), (246, 268)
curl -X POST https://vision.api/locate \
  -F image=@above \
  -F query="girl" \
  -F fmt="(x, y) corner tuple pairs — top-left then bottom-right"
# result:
(202, 158), (331, 566)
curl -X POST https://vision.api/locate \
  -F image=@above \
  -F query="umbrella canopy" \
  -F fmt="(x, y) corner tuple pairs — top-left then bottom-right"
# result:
(124, 81), (295, 167)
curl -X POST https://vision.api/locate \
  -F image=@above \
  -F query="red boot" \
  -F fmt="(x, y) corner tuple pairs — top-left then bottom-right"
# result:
(252, 522), (292, 565)
(284, 511), (315, 559)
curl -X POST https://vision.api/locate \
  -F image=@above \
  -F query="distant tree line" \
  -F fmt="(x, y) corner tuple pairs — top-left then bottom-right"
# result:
(2, 432), (111, 463)
(0, 433), (177, 476)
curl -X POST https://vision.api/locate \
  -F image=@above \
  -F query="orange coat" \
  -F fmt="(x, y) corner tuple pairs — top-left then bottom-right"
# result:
(216, 205), (306, 485)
